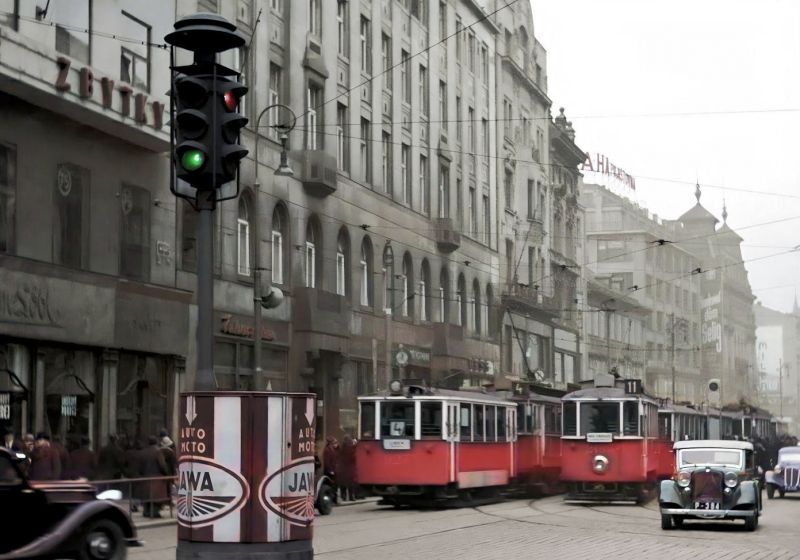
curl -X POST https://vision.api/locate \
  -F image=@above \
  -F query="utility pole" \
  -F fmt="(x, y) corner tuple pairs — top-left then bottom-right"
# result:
(779, 358), (784, 420)
(671, 312), (676, 404)
(383, 243), (394, 390)
(605, 308), (612, 373)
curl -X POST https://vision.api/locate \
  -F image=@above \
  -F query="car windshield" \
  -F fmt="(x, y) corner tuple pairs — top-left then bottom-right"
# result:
(679, 448), (743, 469)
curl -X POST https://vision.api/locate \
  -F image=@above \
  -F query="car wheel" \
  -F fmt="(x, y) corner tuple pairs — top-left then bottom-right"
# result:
(317, 485), (335, 515)
(767, 484), (775, 499)
(744, 513), (758, 532)
(778, 488), (786, 498)
(77, 519), (126, 560)
(660, 514), (673, 530)
(672, 516), (684, 528)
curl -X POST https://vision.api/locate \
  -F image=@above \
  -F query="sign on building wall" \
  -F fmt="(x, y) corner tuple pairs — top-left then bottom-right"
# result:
(581, 153), (636, 191)
(701, 293), (722, 353)
(61, 395), (77, 417)
(0, 393), (10, 420)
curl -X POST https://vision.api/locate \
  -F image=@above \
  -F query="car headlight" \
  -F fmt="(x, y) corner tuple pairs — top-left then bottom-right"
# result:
(774, 465), (782, 474)
(592, 454), (609, 473)
(724, 471), (738, 488)
(677, 471), (691, 487)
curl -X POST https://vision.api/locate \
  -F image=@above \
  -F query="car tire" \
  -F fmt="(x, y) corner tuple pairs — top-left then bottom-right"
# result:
(744, 512), (758, 532)
(660, 514), (672, 530)
(77, 518), (126, 560)
(778, 488), (786, 499)
(672, 516), (684, 528)
(317, 485), (335, 516)
(767, 485), (775, 499)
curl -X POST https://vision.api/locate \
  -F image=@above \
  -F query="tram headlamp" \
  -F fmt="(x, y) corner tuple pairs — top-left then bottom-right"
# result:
(724, 471), (739, 488)
(389, 380), (403, 394)
(592, 454), (609, 474)
(677, 471), (691, 487)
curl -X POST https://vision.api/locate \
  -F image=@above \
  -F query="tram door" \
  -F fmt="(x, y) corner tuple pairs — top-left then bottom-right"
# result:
(446, 402), (460, 483)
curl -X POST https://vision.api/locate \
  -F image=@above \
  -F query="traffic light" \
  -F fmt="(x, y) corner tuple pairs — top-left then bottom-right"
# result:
(172, 65), (248, 191)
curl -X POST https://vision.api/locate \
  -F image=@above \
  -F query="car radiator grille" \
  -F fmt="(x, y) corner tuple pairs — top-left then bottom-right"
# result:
(691, 471), (723, 501)
(785, 466), (800, 490)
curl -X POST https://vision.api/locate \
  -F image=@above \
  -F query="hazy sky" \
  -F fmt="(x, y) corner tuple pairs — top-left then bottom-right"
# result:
(530, 0), (800, 313)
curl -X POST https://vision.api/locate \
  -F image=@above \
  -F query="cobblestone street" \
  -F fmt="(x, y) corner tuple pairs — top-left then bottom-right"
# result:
(133, 495), (800, 559)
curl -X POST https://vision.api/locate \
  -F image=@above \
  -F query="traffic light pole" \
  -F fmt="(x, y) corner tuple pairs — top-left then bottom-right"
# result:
(196, 189), (216, 391)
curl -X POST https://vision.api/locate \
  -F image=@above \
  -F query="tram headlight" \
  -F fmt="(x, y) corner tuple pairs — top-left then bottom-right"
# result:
(389, 380), (403, 394)
(677, 471), (691, 487)
(592, 454), (609, 474)
(724, 471), (739, 488)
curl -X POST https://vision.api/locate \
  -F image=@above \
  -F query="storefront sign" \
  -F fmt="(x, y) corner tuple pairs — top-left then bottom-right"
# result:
(115, 290), (189, 356)
(0, 281), (60, 327)
(61, 395), (77, 417)
(581, 153), (636, 191)
(220, 314), (275, 341)
(468, 358), (496, 376)
(393, 344), (431, 367)
(701, 293), (722, 353)
(0, 393), (10, 420)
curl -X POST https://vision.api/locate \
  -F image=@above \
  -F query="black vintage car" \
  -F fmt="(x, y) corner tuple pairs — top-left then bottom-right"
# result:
(0, 447), (141, 559)
(659, 440), (762, 531)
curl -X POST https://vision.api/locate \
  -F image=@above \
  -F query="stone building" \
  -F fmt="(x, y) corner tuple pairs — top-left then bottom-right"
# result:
(755, 302), (800, 432)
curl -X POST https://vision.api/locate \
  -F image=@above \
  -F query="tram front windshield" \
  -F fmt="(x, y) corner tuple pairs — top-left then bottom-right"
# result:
(380, 401), (415, 437)
(580, 402), (620, 434)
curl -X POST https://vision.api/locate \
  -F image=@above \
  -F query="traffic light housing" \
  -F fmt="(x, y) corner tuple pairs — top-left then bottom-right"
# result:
(172, 64), (248, 192)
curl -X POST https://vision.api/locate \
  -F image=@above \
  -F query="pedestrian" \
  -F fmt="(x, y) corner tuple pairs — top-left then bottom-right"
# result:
(159, 435), (177, 510)
(68, 436), (97, 480)
(337, 435), (358, 501)
(52, 435), (70, 479)
(137, 435), (169, 518)
(29, 433), (61, 480)
(96, 434), (126, 480)
(323, 437), (339, 500)
(3, 428), (23, 452)
(22, 433), (34, 456)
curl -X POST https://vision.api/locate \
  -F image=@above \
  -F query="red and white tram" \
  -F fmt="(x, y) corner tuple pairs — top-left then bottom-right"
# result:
(511, 391), (563, 495)
(356, 382), (518, 505)
(560, 379), (661, 502)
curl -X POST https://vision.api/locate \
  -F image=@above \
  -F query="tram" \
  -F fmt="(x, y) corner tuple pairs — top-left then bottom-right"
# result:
(655, 403), (708, 478)
(355, 381), (518, 506)
(511, 390), (563, 495)
(559, 375), (661, 502)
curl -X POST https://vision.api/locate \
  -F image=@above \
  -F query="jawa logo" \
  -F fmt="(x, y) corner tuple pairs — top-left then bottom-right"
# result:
(176, 457), (249, 527)
(258, 457), (315, 526)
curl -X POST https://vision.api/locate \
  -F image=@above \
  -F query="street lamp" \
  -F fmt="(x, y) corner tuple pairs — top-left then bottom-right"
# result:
(252, 104), (295, 390)
(383, 241), (394, 390)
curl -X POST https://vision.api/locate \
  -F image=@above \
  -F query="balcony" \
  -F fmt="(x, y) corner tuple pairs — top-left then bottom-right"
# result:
(501, 283), (559, 318)
(296, 150), (337, 198)
(434, 217), (461, 253)
(293, 287), (348, 338)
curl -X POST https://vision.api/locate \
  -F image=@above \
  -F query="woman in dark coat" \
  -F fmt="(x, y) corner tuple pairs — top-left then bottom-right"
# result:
(337, 435), (358, 501)
(136, 436), (169, 518)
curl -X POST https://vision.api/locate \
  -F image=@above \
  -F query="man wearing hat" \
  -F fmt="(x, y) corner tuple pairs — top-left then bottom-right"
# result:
(29, 433), (61, 480)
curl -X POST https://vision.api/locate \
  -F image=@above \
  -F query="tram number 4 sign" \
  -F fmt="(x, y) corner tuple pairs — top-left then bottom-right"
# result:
(624, 379), (643, 395)
(0, 393), (10, 420)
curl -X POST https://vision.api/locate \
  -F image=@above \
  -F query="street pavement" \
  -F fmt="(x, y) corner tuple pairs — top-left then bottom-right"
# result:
(132, 495), (800, 559)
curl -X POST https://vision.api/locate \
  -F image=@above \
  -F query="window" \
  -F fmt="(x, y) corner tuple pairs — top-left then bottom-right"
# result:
(439, 81), (447, 132)
(563, 401), (577, 436)
(439, 1), (447, 40)
(360, 237), (373, 306)
(419, 65), (429, 116)
(456, 178), (463, 226)
(474, 403), (484, 440)
(305, 220), (319, 288)
(457, 275), (467, 327)
(439, 268), (449, 323)
(482, 194), (490, 245)
(472, 280), (481, 334)
(504, 171), (513, 210)
(270, 0), (282, 12)
(337, 1), (349, 57)
(438, 165), (449, 218)
(400, 144), (410, 204)
(479, 43), (489, 84)
(598, 240), (627, 263)
(580, 402), (620, 435)
(420, 260), (431, 321)
(467, 107), (475, 174)
(268, 64), (282, 141)
(306, 85), (323, 150)
(0, 143), (16, 253)
(359, 402), (376, 439)
(401, 50), (411, 103)
(336, 104), (349, 171)
(53, 163), (89, 269)
(383, 245), (395, 312)
(527, 180), (535, 219)
(309, 0), (321, 37)
(336, 231), (349, 297)
(459, 403), (471, 440)
(467, 32), (475, 73)
(271, 205), (287, 285)
(421, 402), (442, 437)
(53, 0), (90, 64)
(381, 34), (392, 89)
(528, 247), (535, 286)
(119, 185), (150, 281)
(623, 401), (639, 436)
(468, 185), (476, 237)
(237, 195), (251, 276)
(455, 96), (462, 142)
(497, 406), (507, 439)
(486, 406), (496, 440)
(455, 19), (463, 62)
(382, 131), (392, 194)
(360, 16), (372, 74)
(419, 154), (429, 213)
(401, 253), (413, 318)
(380, 401), (414, 437)
(120, 11), (150, 91)
(231, 47), (248, 117)
(361, 118), (372, 183)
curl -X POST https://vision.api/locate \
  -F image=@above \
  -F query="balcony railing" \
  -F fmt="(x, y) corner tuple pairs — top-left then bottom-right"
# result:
(501, 283), (559, 317)
(434, 217), (461, 253)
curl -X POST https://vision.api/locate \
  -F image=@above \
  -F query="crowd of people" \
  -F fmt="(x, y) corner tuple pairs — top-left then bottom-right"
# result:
(320, 434), (361, 503)
(2, 428), (177, 518)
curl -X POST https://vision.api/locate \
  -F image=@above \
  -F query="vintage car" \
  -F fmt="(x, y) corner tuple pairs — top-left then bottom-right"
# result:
(765, 446), (800, 499)
(0, 447), (141, 559)
(659, 440), (762, 531)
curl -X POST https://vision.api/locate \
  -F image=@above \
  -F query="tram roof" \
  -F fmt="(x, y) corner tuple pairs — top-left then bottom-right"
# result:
(358, 387), (514, 405)
(658, 404), (705, 415)
(563, 387), (657, 402)
(673, 440), (753, 451)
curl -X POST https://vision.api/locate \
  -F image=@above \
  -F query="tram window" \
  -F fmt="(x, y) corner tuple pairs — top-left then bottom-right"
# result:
(486, 406), (496, 441)
(460, 403), (471, 440)
(580, 402), (619, 435)
(562, 401), (577, 436)
(545, 405), (560, 436)
(498, 407), (507, 439)
(380, 401), (415, 437)
(533, 404), (542, 433)
(659, 413), (671, 440)
(623, 401), (639, 436)
(516, 404), (527, 435)
(360, 402), (376, 439)
(421, 401), (443, 437)
(474, 405), (485, 441)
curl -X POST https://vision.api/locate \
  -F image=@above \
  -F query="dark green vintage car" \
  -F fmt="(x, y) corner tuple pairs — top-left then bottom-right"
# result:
(659, 440), (762, 531)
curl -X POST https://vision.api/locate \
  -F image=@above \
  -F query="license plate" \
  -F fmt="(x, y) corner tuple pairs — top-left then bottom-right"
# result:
(694, 501), (720, 510)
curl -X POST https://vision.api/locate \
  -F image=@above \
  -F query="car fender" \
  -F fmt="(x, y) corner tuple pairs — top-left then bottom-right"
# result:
(658, 480), (682, 507)
(316, 474), (332, 495)
(0, 500), (136, 560)
(734, 480), (759, 507)
(764, 471), (782, 486)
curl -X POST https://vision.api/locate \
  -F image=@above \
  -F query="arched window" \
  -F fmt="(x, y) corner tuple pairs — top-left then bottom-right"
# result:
(485, 284), (494, 337)
(457, 274), (467, 327)
(401, 252), (414, 318)
(237, 193), (252, 276)
(420, 259), (431, 321)
(336, 228), (350, 297)
(382, 243), (395, 312)
(439, 267), (450, 323)
(472, 279), (481, 334)
(360, 236), (374, 306)
(305, 216), (322, 288)
(271, 203), (288, 285)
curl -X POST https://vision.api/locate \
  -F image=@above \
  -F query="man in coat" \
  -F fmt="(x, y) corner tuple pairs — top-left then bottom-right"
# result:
(137, 436), (169, 518)
(29, 433), (61, 480)
(337, 435), (358, 501)
(96, 434), (126, 480)
(68, 436), (97, 480)
(2, 429), (23, 452)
